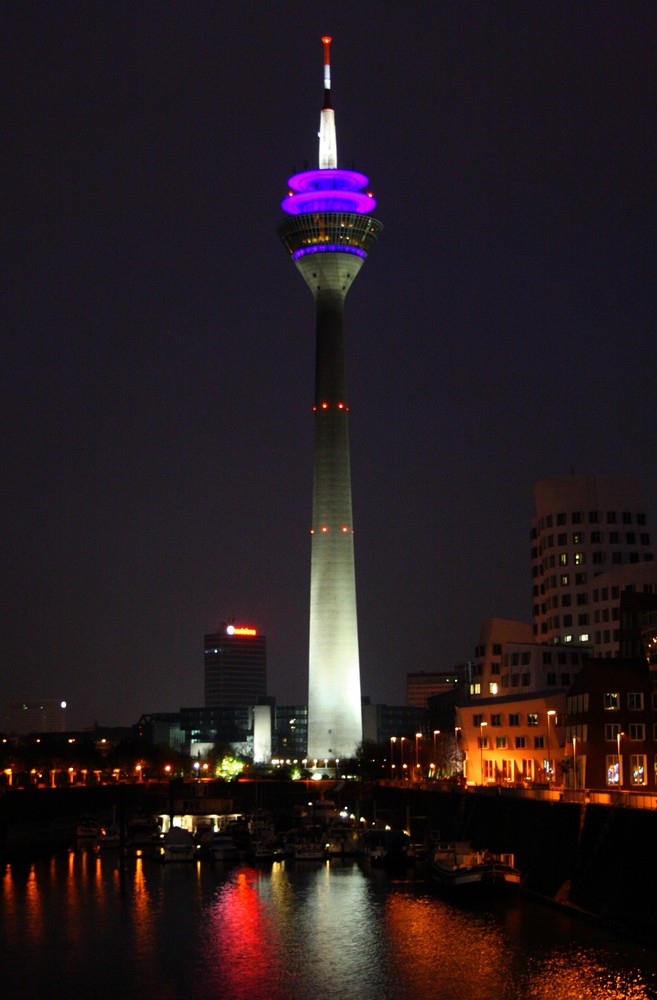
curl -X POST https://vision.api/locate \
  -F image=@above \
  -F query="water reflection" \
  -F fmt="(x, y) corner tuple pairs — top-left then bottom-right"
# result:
(1, 851), (656, 1000)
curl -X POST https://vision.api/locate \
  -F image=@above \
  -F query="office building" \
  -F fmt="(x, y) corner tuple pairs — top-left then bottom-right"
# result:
(4, 699), (67, 736)
(204, 623), (267, 708)
(407, 670), (460, 708)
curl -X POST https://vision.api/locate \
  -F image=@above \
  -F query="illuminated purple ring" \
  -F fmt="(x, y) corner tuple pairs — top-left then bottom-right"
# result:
(287, 168), (369, 192)
(282, 191), (376, 215)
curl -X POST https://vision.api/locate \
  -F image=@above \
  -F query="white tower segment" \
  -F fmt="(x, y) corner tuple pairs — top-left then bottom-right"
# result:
(319, 36), (337, 170)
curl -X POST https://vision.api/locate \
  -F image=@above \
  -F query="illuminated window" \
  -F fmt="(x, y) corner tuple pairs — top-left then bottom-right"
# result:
(527, 713), (538, 727)
(606, 756), (620, 785)
(560, 574), (569, 586)
(603, 692), (620, 710)
(630, 755), (647, 785)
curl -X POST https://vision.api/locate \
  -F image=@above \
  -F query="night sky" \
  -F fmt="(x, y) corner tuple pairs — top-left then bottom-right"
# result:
(4, 2), (656, 729)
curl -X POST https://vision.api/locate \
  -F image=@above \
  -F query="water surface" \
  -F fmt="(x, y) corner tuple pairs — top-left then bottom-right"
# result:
(2, 850), (656, 999)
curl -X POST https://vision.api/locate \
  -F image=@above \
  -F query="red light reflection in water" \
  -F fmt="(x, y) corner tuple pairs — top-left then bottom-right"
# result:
(200, 867), (287, 999)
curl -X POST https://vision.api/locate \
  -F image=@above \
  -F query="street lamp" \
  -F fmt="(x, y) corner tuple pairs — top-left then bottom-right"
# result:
(572, 736), (577, 791)
(433, 730), (440, 776)
(400, 737), (407, 779)
(546, 710), (556, 783)
(617, 731), (624, 787)
(415, 732), (423, 774)
(390, 736), (397, 780)
(479, 721), (488, 784)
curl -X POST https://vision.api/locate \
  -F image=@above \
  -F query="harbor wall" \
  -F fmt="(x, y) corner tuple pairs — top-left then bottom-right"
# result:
(364, 784), (657, 940)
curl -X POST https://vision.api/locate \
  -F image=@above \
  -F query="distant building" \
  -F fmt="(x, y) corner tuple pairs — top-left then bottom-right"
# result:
(362, 700), (428, 746)
(136, 713), (186, 752)
(179, 706), (252, 749)
(4, 699), (68, 735)
(273, 705), (308, 760)
(407, 670), (460, 708)
(204, 623), (267, 708)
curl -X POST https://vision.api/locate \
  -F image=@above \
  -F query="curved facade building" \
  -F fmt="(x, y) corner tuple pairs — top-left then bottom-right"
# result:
(531, 474), (655, 654)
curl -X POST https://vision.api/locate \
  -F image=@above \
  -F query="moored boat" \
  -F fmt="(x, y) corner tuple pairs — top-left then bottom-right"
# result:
(361, 828), (410, 867)
(157, 826), (197, 862)
(75, 815), (101, 840)
(430, 841), (521, 892)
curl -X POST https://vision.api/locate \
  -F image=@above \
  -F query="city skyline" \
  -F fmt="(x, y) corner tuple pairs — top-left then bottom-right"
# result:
(4, 3), (656, 729)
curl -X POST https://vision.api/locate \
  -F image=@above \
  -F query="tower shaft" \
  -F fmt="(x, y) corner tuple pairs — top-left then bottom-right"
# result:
(307, 284), (361, 760)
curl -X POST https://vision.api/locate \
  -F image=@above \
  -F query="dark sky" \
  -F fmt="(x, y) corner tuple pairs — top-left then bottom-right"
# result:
(4, 2), (656, 729)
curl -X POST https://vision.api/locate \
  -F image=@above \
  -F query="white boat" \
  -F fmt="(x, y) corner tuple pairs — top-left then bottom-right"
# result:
(430, 841), (521, 892)
(157, 827), (196, 862)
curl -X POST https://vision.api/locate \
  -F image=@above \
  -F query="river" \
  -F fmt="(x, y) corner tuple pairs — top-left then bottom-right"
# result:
(2, 847), (657, 1000)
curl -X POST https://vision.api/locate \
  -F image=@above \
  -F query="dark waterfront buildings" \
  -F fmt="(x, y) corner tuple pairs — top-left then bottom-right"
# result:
(204, 624), (267, 708)
(277, 38), (382, 763)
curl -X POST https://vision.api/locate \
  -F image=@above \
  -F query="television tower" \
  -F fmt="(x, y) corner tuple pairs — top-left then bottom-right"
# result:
(277, 37), (382, 763)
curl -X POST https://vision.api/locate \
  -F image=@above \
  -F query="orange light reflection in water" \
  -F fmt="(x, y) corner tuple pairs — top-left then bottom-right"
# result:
(384, 892), (508, 999)
(383, 889), (656, 1000)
